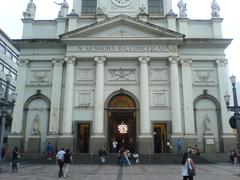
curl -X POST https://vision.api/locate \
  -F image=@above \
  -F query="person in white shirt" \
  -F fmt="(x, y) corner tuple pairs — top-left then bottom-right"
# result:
(112, 139), (118, 153)
(181, 152), (195, 180)
(56, 148), (65, 177)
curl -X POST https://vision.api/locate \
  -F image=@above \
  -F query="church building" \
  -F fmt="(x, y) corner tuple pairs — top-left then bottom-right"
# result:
(9, 0), (235, 153)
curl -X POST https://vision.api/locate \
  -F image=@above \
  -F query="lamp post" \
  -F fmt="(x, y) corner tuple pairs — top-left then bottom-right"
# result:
(224, 75), (240, 152)
(0, 73), (17, 160)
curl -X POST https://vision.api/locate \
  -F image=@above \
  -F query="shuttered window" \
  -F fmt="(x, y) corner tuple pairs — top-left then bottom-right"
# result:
(148, 0), (164, 16)
(82, 0), (97, 16)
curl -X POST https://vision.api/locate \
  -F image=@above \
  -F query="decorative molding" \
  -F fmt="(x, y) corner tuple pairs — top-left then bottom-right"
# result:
(64, 56), (76, 64)
(52, 59), (64, 66)
(215, 59), (228, 67)
(180, 59), (192, 66)
(76, 91), (93, 107)
(168, 56), (179, 64)
(138, 56), (150, 64)
(94, 56), (106, 64)
(108, 68), (136, 81)
(30, 69), (51, 83)
(17, 59), (29, 67)
(193, 69), (216, 83)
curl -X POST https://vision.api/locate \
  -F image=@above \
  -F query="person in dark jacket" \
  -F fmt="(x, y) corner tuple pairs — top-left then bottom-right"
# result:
(63, 149), (73, 177)
(12, 147), (20, 172)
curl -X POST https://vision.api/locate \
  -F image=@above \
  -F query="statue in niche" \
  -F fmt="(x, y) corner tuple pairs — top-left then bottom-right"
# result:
(32, 114), (41, 135)
(203, 114), (212, 134)
(54, 0), (69, 18)
(177, 0), (187, 18)
(23, 0), (36, 19)
(211, 0), (220, 18)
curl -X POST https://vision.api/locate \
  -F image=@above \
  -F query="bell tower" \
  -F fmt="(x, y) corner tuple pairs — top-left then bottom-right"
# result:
(72, 0), (172, 17)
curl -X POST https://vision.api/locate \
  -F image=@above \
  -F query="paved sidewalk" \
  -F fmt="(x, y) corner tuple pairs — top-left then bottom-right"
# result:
(0, 163), (239, 180)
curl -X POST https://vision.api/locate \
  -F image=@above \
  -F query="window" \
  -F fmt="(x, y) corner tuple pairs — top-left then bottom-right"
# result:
(82, 0), (97, 15)
(3, 64), (10, 74)
(0, 42), (5, 54)
(6, 50), (12, 59)
(148, 0), (164, 16)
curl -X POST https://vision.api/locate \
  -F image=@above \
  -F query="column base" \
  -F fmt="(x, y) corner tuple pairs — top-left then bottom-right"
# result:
(138, 134), (153, 153)
(7, 135), (23, 153)
(222, 134), (236, 152)
(57, 135), (73, 150)
(89, 135), (106, 153)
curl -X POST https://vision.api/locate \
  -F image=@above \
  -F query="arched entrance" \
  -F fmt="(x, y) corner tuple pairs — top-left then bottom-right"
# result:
(107, 94), (137, 153)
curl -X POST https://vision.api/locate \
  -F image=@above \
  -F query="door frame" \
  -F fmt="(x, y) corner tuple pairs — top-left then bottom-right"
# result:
(153, 122), (170, 153)
(74, 122), (91, 153)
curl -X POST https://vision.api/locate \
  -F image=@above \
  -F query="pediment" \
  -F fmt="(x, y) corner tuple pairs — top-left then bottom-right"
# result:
(61, 15), (184, 40)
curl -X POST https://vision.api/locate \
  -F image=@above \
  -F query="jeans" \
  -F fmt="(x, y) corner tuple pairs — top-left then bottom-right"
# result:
(64, 163), (71, 177)
(183, 176), (193, 180)
(57, 159), (64, 177)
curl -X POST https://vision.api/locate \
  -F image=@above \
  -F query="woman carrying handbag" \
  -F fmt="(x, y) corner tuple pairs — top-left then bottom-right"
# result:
(181, 152), (196, 180)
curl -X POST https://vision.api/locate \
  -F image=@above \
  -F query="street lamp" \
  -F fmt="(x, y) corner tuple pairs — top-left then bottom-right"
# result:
(224, 75), (240, 152)
(0, 73), (17, 160)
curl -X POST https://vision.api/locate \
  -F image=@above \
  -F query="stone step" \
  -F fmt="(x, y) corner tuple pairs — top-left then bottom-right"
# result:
(4, 153), (215, 164)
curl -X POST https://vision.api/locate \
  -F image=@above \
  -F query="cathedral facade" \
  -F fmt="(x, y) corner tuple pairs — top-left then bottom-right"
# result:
(9, 0), (235, 153)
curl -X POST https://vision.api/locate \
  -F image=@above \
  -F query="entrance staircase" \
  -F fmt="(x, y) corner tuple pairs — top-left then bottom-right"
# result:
(7, 153), (215, 164)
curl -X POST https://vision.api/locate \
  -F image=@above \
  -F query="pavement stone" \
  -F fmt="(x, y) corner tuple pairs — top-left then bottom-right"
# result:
(0, 163), (239, 180)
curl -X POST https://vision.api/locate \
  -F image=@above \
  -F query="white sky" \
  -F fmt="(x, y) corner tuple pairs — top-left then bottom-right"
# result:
(0, 0), (239, 81)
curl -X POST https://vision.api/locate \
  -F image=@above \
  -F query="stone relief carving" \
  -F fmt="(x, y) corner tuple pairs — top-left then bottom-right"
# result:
(23, 0), (36, 19)
(17, 59), (29, 67)
(76, 69), (94, 81)
(177, 0), (187, 18)
(32, 114), (40, 135)
(150, 69), (168, 81)
(108, 68), (136, 81)
(193, 69), (215, 83)
(31, 70), (50, 83)
(211, 0), (220, 18)
(151, 92), (168, 106)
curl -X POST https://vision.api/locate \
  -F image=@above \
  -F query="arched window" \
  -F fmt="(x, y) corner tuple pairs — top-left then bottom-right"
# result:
(82, 0), (97, 16)
(148, 0), (164, 16)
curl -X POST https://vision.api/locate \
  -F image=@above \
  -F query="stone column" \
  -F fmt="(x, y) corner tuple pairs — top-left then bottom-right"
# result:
(62, 56), (75, 134)
(138, 56), (153, 153)
(8, 59), (29, 151)
(169, 57), (183, 136)
(90, 56), (106, 153)
(47, 59), (64, 148)
(216, 59), (234, 151)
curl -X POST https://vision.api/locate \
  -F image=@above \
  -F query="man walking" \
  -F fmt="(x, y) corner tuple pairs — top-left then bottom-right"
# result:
(176, 139), (183, 154)
(56, 148), (65, 177)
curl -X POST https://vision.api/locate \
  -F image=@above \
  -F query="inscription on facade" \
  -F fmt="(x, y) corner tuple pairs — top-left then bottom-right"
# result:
(78, 45), (176, 53)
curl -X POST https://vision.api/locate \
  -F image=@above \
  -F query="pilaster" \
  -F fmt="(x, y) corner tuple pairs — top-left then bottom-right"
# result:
(68, 13), (79, 32)
(215, 59), (232, 134)
(11, 59), (29, 134)
(56, 18), (67, 37)
(180, 59), (195, 135)
(169, 56), (183, 135)
(49, 59), (64, 135)
(22, 19), (33, 39)
(62, 56), (76, 135)
(211, 18), (223, 38)
(166, 12), (177, 31)
(178, 18), (189, 36)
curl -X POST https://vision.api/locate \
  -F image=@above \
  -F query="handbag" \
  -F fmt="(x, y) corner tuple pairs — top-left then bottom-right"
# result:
(188, 159), (196, 176)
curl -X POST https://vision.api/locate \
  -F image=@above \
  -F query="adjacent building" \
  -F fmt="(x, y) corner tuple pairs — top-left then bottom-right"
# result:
(9, 0), (235, 153)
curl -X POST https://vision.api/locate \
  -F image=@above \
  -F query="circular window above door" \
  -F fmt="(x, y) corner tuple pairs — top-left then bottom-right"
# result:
(112, 0), (132, 7)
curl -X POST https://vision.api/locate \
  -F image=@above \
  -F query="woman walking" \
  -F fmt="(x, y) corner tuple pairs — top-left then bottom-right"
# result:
(181, 152), (195, 180)
(12, 147), (20, 172)
(63, 149), (73, 178)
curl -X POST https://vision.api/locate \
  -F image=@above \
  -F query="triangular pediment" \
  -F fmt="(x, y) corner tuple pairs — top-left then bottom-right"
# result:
(61, 15), (184, 40)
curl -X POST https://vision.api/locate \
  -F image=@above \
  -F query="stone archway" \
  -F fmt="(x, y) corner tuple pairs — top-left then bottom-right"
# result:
(106, 90), (139, 153)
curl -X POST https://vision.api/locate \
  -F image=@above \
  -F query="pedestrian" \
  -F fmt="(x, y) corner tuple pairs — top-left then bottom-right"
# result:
(112, 139), (118, 153)
(56, 148), (65, 177)
(166, 140), (172, 153)
(176, 139), (183, 154)
(97, 147), (107, 165)
(181, 152), (196, 180)
(11, 146), (20, 173)
(46, 142), (53, 160)
(1, 144), (7, 160)
(122, 146), (131, 166)
(63, 149), (73, 178)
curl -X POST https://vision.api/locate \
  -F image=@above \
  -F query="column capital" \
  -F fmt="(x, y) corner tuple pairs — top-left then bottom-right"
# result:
(168, 56), (180, 64)
(52, 59), (64, 66)
(215, 59), (228, 67)
(64, 56), (76, 64)
(17, 59), (29, 67)
(180, 59), (192, 66)
(138, 56), (150, 64)
(94, 56), (106, 64)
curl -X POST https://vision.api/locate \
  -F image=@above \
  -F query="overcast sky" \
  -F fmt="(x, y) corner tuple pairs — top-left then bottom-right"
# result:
(0, 0), (239, 81)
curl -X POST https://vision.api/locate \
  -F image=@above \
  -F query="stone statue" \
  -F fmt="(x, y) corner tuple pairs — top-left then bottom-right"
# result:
(177, 0), (187, 18)
(211, 0), (220, 18)
(139, 4), (147, 14)
(23, 0), (36, 19)
(54, 0), (69, 18)
(203, 114), (212, 134)
(32, 114), (40, 135)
